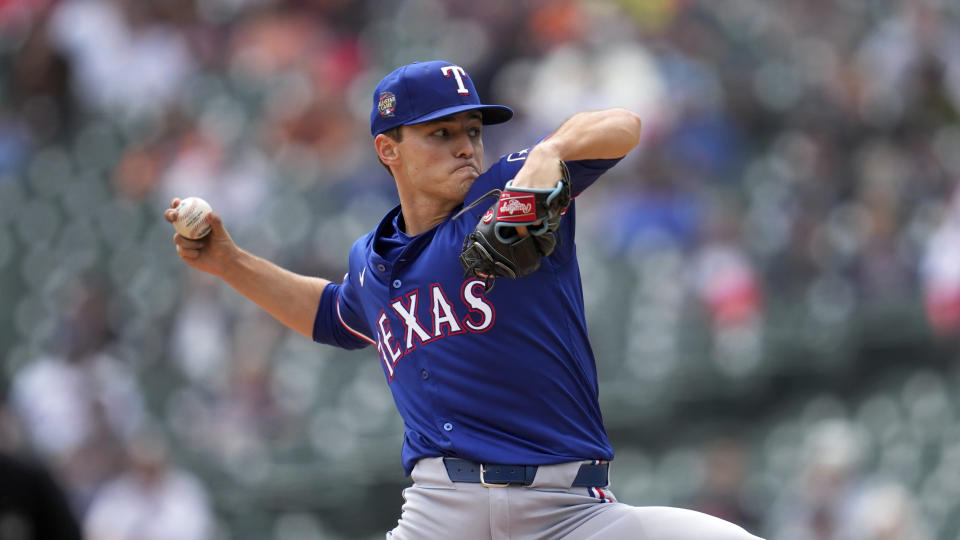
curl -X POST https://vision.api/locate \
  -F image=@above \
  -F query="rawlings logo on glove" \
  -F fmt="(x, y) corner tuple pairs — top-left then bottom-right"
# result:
(454, 161), (572, 290)
(497, 195), (536, 221)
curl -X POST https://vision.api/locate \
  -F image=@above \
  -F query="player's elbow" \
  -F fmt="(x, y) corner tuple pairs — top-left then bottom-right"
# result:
(590, 108), (642, 158)
(616, 108), (643, 151)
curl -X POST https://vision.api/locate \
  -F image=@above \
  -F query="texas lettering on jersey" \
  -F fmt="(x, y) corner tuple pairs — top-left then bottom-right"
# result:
(374, 278), (494, 379)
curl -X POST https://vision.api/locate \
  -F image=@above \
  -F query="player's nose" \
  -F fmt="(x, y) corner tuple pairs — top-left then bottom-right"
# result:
(452, 131), (475, 159)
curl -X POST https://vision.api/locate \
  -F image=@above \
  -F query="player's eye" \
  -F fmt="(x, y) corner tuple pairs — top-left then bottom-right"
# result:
(468, 127), (481, 138)
(433, 128), (449, 137)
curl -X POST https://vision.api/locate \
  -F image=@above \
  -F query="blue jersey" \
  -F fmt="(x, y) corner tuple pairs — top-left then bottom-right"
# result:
(314, 147), (622, 475)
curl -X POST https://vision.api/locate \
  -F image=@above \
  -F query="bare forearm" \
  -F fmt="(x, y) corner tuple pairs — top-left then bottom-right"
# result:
(221, 249), (330, 339)
(542, 108), (642, 161)
(513, 108), (642, 189)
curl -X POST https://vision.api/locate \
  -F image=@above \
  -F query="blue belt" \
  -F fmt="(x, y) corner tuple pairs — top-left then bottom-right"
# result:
(442, 458), (609, 487)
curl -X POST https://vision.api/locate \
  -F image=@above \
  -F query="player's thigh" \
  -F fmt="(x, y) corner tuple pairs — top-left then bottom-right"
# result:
(386, 483), (491, 540)
(569, 504), (764, 540)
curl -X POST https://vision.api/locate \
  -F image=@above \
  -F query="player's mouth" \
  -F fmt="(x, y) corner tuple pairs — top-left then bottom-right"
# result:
(453, 163), (479, 176)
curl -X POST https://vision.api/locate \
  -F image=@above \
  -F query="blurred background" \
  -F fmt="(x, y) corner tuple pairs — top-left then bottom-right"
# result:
(0, 0), (959, 538)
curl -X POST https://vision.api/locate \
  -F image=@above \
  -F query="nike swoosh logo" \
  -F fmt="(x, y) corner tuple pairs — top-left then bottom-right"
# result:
(359, 266), (366, 286)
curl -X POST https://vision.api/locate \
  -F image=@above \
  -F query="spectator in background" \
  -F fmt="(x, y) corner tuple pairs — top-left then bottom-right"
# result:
(687, 437), (763, 534)
(847, 483), (931, 540)
(8, 12), (75, 145)
(690, 200), (764, 378)
(0, 451), (83, 540)
(47, 0), (196, 118)
(8, 279), (146, 512)
(921, 183), (960, 337)
(84, 427), (215, 540)
(766, 418), (930, 540)
(0, 392), (83, 540)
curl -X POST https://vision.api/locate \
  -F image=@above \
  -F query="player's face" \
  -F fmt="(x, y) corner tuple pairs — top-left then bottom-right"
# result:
(397, 111), (485, 205)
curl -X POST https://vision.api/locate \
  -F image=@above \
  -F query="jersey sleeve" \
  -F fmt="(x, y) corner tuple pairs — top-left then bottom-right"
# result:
(488, 143), (622, 197)
(313, 276), (375, 350)
(564, 157), (623, 196)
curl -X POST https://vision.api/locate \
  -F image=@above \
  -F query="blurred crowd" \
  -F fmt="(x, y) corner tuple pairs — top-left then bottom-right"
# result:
(1, 0), (959, 538)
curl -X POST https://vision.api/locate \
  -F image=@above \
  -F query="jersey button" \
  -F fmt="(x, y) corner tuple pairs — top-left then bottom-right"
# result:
(443, 422), (453, 432)
(377, 264), (386, 272)
(392, 279), (402, 288)
(421, 369), (429, 380)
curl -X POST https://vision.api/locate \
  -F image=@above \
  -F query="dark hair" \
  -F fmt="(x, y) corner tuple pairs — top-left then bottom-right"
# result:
(379, 126), (403, 177)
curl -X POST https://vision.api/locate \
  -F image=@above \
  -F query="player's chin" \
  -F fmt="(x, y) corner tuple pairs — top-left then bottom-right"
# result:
(451, 168), (478, 189)
(455, 177), (478, 197)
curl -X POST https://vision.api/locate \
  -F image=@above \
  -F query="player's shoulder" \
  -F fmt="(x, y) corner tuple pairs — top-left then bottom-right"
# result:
(347, 204), (404, 268)
(497, 147), (534, 177)
(350, 229), (376, 254)
(346, 225), (379, 269)
(355, 205), (401, 247)
(467, 147), (531, 197)
(488, 140), (623, 180)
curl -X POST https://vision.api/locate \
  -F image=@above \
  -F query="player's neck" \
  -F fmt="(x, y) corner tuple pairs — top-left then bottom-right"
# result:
(398, 206), (450, 236)
(397, 196), (458, 236)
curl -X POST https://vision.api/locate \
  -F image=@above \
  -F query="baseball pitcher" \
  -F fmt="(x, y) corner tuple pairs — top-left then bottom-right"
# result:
(165, 60), (764, 540)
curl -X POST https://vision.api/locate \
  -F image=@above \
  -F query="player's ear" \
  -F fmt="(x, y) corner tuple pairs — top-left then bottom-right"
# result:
(375, 133), (400, 166)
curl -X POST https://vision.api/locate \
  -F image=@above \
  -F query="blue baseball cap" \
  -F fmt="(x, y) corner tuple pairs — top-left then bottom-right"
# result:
(370, 60), (514, 136)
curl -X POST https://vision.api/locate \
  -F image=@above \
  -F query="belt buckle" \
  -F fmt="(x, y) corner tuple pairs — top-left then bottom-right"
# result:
(479, 464), (510, 487)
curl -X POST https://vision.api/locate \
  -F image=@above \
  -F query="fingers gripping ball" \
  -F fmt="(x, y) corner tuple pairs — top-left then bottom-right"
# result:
(173, 197), (213, 239)
(456, 161), (572, 289)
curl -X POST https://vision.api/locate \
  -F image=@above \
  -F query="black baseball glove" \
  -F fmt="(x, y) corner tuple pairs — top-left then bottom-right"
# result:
(454, 160), (572, 289)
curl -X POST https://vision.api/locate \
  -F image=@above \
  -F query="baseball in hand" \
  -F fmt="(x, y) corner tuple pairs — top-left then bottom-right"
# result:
(173, 197), (213, 239)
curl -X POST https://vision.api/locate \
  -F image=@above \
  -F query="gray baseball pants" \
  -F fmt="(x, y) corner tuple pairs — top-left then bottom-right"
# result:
(386, 457), (764, 539)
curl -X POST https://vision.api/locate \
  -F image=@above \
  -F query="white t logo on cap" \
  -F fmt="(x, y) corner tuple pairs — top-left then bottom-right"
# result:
(440, 65), (470, 95)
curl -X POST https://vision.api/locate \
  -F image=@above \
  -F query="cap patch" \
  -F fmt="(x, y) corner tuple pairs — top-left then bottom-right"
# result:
(378, 92), (397, 118)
